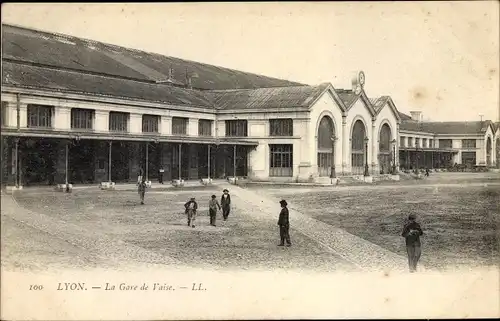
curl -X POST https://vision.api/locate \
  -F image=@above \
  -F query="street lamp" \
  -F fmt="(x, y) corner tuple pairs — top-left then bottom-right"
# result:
(364, 137), (370, 177)
(415, 146), (420, 174)
(391, 138), (397, 174)
(330, 134), (337, 179)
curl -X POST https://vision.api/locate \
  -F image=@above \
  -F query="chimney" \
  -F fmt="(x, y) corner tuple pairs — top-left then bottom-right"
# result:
(410, 111), (423, 122)
(187, 76), (192, 89)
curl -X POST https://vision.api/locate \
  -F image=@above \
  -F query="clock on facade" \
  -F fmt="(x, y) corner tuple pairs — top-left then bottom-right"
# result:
(358, 71), (365, 86)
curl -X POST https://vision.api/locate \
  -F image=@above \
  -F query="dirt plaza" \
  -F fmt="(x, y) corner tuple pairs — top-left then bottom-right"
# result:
(1, 173), (499, 272)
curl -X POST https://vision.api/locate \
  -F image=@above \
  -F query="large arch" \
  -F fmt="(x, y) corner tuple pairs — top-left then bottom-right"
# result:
(486, 136), (492, 166)
(317, 115), (335, 177)
(378, 123), (392, 174)
(351, 119), (367, 175)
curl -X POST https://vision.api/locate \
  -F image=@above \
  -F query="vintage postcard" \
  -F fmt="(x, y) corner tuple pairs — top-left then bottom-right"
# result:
(1, 2), (499, 320)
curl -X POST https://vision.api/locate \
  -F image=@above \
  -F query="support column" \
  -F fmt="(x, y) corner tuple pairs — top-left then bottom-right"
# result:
(371, 119), (377, 175)
(178, 143), (182, 180)
(207, 145), (211, 180)
(330, 135), (337, 179)
(14, 137), (20, 188)
(145, 142), (149, 181)
(341, 116), (348, 175)
(233, 145), (237, 178)
(364, 137), (370, 177)
(108, 141), (112, 182)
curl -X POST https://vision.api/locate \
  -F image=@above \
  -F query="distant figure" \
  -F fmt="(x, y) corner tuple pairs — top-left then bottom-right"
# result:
(401, 213), (424, 273)
(158, 167), (165, 184)
(425, 168), (430, 177)
(184, 197), (198, 228)
(277, 199), (292, 247)
(208, 195), (221, 227)
(137, 167), (144, 185)
(138, 179), (147, 205)
(220, 189), (231, 221)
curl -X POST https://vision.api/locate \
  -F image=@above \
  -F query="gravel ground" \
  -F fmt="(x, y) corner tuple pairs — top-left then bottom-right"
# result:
(247, 181), (500, 270)
(7, 187), (353, 272)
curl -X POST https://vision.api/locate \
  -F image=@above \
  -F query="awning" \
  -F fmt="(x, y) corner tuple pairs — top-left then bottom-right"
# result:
(399, 147), (458, 153)
(1, 128), (259, 146)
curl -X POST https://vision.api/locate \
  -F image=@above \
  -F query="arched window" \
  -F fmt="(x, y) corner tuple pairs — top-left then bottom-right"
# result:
(317, 116), (335, 177)
(351, 120), (366, 175)
(378, 124), (392, 174)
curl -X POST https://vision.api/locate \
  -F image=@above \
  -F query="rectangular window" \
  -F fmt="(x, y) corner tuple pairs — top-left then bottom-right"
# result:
(1, 102), (7, 127)
(225, 120), (248, 137)
(429, 139), (434, 148)
(415, 138), (420, 148)
(27, 104), (53, 128)
(408, 137), (414, 147)
(422, 138), (427, 148)
(269, 144), (293, 177)
(109, 111), (129, 132)
(71, 108), (94, 130)
(462, 139), (476, 149)
(172, 117), (188, 135)
(142, 115), (159, 133)
(198, 119), (212, 136)
(439, 139), (453, 149)
(269, 118), (293, 136)
(462, 151), (476, 166)
(400, 136), (405, 147)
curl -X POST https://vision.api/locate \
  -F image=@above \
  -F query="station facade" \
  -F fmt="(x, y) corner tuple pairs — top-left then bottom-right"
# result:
(1, 24), (498, 188)
(398, 111), (499, 170)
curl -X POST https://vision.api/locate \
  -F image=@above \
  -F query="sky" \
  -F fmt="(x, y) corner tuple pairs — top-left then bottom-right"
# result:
(2, 2), (499, 122)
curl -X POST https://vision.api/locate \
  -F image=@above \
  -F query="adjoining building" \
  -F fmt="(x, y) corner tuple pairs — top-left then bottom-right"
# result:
(1, 24), (497, 188)
(398, 111), (499, 170)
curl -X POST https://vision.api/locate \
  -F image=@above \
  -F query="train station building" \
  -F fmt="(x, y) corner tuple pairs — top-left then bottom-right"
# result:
(1, 24), (498, 188)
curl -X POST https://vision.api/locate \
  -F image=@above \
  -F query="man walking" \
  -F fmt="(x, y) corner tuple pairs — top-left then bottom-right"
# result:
(220, 189), (231, 221)
(184, 197), (198, 228)
(158, 167), (165, 184)
(277, 199), (291, 247)
(401, 213), (424, 272)
(138, 178), (147, 205)
(208, 195), (221, 227)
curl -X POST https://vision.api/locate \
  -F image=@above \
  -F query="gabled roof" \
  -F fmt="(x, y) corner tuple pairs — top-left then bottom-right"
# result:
(369, 96), (401, 122)
(2, 23), (305, 90)
(400, 120), (495, 135)
(335, 89), (358, 109)
(398, 111), (413, 121)
(2, 61), (214, 108)
(208, 83), (330, 110)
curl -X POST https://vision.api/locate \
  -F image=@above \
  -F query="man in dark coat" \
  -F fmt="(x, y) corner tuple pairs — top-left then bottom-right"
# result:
(220, 189), (231, 221)
(401, 213), (424, 272)
(277, 199), (291, 247)
(184, 197), (198, 228)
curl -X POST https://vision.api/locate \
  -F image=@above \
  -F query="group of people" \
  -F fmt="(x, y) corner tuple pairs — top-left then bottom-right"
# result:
(183, 188), (232, 228)
(137, 175), (423, 272)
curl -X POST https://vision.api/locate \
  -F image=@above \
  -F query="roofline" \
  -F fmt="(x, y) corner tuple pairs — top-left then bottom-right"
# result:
(306, 83), (347, 114)
(2, 23), (306, 88)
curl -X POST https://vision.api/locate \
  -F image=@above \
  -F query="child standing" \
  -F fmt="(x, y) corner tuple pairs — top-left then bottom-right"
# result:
(138, 179), (147, 205)
(208, 195), (221, 227)
(184, 197), (198, 228)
